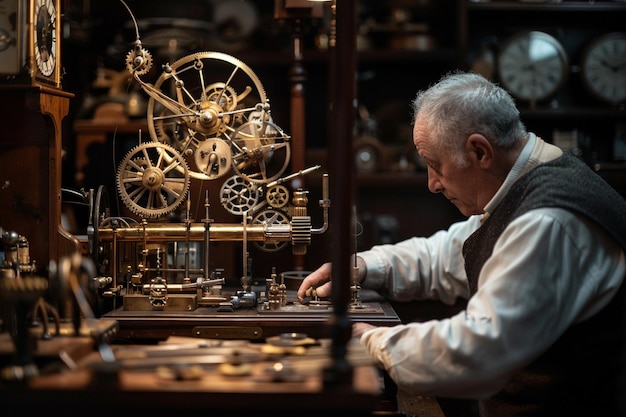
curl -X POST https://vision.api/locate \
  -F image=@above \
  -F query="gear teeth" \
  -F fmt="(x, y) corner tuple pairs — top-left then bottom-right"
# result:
(125, 48), (153, 76)
(291, 216), (311, 255)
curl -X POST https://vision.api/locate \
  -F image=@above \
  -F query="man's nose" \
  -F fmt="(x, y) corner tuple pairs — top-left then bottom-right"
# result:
(427, 169), (442, 194)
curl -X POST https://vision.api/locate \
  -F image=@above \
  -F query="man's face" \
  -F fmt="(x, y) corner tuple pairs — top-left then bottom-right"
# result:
(413, 116), (485, 217)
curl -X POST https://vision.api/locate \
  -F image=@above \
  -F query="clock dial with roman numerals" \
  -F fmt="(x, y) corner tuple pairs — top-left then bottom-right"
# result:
(32, 0), (60, 87)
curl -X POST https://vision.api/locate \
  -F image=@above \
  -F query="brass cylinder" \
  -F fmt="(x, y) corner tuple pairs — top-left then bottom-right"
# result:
(98, 223), (289, 243)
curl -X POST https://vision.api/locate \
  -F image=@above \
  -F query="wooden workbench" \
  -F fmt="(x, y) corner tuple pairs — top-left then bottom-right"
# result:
(0, 324), (447, 417)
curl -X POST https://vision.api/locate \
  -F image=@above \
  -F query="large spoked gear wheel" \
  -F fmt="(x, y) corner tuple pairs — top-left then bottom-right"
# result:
(145, 51), (269, 181)
(117, 142), (190, 218)
(230, 119), (291, 184)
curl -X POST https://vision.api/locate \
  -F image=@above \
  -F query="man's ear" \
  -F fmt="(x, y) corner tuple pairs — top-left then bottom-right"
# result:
(466, 133), (493, 167)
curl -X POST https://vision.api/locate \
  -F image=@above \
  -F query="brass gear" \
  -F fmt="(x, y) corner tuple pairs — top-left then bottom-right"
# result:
(194, 138), (232, 180)
(265, 185), (290, 208)
(145, 51), (268, 181)
(125, 47), (153, 76)
(291, 215), (312, 256)
(117, 142), (190, 218)
(219, 175), (260, 216)
(252, 209), (289, 252)
(230, 119), (291, 184)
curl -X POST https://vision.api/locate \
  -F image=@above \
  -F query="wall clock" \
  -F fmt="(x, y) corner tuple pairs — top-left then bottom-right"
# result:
(581, 32), (626, 105)
(32, 0), (61, 88)
(497, 31), (568, 103)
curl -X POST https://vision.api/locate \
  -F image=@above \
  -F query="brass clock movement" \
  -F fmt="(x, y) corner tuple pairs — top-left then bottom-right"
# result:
(32, 0), (61, 88)
(497, 31), (568, 104)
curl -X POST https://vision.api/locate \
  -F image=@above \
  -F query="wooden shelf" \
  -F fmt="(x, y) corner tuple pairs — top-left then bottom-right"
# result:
(465, 1), (626, 12)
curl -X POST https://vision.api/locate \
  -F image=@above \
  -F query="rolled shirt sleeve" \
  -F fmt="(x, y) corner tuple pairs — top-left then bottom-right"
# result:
(358, 215), (482, 304)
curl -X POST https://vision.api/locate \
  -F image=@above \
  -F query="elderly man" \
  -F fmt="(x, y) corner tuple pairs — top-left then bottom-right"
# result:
(298, 72), (626, 416)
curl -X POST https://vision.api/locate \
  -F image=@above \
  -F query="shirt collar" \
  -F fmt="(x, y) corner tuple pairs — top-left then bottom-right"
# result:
(482, 133), (536, 220)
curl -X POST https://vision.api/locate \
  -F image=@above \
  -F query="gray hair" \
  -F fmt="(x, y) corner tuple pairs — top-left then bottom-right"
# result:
(411, 71), (527, 166)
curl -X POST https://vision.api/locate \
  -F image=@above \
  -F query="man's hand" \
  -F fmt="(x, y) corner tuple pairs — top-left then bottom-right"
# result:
(297, 262), (333, 303)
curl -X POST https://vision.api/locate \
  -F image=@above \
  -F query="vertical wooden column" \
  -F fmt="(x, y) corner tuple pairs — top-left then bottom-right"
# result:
(325, 0), (358, 389)
(40, 87), (82, 264)
(290, 25), (307, 271)
(290, 28), (307, 181)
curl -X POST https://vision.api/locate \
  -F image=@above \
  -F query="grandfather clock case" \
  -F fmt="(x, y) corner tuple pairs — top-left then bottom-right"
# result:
(0, 0), (78, 272)
(0, 86), (77, 272)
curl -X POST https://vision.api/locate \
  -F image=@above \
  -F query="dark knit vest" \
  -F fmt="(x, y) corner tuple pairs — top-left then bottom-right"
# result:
(462, 153), (626, 417)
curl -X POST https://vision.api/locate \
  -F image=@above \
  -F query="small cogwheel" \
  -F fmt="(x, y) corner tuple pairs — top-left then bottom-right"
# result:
(265, 185), (290, 208)
(125, 47), (153, 76)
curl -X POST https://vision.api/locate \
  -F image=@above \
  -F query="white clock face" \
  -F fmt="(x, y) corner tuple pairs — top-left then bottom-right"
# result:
(498, 31), (568, 102)
(34, 0), (57, 77)
(581, 33), (626, 105)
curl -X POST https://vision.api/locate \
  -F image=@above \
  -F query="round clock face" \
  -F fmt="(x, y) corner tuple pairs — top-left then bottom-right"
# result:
(581, 32), (626, 105)
(34, 0), (57, 77)
(497, 31), (568, 102)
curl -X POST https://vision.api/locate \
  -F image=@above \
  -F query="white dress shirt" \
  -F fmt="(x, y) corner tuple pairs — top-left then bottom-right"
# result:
(357, 134), (626, 398)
